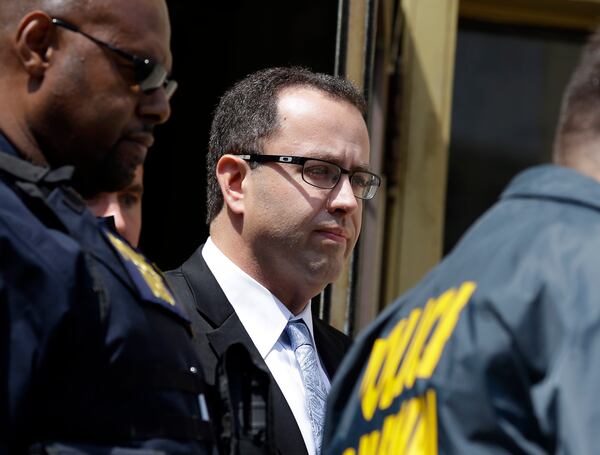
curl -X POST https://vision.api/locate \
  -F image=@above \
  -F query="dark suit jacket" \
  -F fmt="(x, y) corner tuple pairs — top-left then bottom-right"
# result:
(166, 244), (352, 455)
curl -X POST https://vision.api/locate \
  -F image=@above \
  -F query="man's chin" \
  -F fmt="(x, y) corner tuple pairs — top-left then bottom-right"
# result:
(307, 257), (345, 285)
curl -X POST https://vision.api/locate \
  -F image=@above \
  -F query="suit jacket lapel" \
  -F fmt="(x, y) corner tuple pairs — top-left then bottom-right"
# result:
(177, 247), (308, 455)
(180, 246), (233, 328)
(313, 319), (349, 380)
(180, 249), (266, 365)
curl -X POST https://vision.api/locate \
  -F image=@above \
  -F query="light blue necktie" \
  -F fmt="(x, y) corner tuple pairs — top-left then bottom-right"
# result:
(285, 319), (328, 454)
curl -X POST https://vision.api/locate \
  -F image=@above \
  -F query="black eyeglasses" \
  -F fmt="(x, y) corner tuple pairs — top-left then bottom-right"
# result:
(51, 18), (177, 99)
(240, 154), (381, 200)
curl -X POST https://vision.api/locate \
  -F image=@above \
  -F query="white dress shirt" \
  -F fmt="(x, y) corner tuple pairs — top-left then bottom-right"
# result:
(202, 237), (330, 455)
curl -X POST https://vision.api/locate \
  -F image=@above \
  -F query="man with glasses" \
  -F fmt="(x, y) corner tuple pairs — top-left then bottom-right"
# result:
(0, 0), (212, 453)
(167, 67), (380, 455)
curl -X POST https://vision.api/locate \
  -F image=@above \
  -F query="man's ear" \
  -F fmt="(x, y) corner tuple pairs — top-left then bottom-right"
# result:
(216, 154), (249, 215)
(15, 12), (55, 78)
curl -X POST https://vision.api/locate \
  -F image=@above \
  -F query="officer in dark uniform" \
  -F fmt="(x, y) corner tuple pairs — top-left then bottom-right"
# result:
(0, 0), (213, 453)
(324, 27), (600, 455)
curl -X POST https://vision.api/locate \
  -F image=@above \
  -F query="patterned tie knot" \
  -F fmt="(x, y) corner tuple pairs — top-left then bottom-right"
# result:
(286, 319), (313, 351)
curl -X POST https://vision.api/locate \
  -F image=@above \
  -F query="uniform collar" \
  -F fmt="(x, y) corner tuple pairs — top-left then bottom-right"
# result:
(502, 164), (600, 212)
(0, 132), (73, 184)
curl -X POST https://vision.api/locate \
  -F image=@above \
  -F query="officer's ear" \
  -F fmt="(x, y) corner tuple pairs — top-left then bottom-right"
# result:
(216, 154), (249, 216)
(14, 11), (55, 78)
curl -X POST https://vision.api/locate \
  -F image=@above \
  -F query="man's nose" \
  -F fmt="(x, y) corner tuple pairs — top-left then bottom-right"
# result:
(138, 88), (171, 125)
(327, 174), (359, 214)
(103, 199), (125, 230)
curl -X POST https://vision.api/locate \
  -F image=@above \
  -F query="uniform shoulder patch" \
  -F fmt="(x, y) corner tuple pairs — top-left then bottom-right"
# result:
(104, 231), (189, 322)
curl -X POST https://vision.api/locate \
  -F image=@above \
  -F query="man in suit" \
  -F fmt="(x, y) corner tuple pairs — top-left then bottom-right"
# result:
(167, 67), (381, 455)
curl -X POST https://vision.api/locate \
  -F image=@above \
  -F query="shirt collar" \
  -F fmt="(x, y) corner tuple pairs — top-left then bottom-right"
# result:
(202, 237), (315, 358)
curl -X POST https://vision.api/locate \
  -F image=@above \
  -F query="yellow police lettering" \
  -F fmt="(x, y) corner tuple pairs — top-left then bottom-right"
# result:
(389, 296), (439, 400)
(425, 389), (438, 454)
(358, 430), (380, 455)
(378, 309), (421, 409)
(377, 409), (401, 453)
(416, 281), (476, 378)
(343, 390), (438, 455)
(359, 282), (477, 421)
(396, 388), (421, 452)
(400, 288), (457, 391)
(360, 338), (389, 421)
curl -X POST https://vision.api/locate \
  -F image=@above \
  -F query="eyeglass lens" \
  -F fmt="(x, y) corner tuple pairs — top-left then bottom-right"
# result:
(302, 160), (378, 199)
(136, 61), (177, 98)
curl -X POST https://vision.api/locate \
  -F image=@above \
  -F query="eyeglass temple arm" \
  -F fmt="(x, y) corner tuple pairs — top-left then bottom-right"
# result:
(239, 154), (306, 165)
(51, 18), (141, 64)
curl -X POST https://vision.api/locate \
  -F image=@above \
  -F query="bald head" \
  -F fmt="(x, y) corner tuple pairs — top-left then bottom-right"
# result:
(0, 0), (88, 34)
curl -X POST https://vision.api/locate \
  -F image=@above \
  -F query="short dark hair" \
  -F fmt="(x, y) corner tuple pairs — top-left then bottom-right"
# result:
(554, 27), (600, 165)
(205, 66), (367, 224)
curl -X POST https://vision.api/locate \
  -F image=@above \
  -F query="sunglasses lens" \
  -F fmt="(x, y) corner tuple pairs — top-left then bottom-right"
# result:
(134, 58), (176, 98)
(164, 80), (178, 99)
(138, 60), (165, 90)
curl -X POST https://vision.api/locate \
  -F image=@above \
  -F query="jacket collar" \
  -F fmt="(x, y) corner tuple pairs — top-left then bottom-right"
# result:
(503, 164), (600, 212)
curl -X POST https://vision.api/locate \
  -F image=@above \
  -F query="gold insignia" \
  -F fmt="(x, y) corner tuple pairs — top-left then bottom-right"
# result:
(106, 232), (176, 306)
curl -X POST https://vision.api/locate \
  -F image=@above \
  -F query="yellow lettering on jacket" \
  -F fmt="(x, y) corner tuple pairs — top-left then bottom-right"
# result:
(359, 282), (476, 420)
(344, 390), (438, 455)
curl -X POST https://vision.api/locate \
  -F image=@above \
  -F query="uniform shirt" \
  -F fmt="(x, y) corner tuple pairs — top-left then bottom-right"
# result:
(0, 135), (211, 453)
(203, 237), (330, 455)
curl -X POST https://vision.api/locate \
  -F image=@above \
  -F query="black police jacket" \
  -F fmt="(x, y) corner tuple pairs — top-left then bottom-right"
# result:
(324, 165), (600, 454)
(0, 135), (213, 454)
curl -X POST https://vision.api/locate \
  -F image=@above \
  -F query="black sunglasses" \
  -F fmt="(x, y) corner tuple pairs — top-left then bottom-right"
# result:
(240, 154), (381, 200)
(51, 18), (177, 99)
